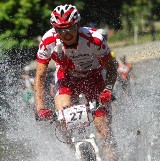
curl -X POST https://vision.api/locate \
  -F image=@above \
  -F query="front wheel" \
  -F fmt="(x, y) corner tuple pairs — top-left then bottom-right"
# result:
(79, 142), (96, 161)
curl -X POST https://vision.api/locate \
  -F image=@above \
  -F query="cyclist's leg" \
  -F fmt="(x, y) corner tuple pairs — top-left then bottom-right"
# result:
(54, 94), (71, 110)
(54, 75), (80, 110)
(94, 115), (109, 140)
(83, 71), (113, 140)
(93, 110), (117, 161)
(54, 76), (80, 143)
(84, 72), (117, 160)
(54, 93), (72, 143)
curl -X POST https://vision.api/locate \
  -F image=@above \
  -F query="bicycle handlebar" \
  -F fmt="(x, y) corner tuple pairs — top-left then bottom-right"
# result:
(50, 101), (107, 122)
(35, 101), (109, 122)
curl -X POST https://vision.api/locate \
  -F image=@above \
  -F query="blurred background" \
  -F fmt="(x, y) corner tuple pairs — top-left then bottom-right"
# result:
(1, 0), (160, 53)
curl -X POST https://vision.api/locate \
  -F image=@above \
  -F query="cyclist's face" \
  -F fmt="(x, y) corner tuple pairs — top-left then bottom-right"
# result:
(55, 24), (78, 46)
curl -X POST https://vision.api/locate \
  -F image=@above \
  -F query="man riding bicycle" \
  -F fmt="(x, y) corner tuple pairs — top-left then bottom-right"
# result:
(34, 4), (117, 161)
(117, 55), (137, 94)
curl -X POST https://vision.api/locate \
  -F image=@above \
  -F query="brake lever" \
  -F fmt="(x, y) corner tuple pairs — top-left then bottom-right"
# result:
(87, 101), (107, 113)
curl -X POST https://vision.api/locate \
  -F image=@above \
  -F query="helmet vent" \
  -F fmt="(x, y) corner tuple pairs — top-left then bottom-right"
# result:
(60, 10), (64, 17)
(51, 4), (81, 28)
(73, 12), (77, 18)
(55, 16), (59, 20)
(66, 14), (70, 21)
(65, 5), (69, 10)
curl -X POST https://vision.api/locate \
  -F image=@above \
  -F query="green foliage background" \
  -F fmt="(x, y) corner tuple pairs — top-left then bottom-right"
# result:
(0, 0), (51, 50)
(0, 0), (160, 51)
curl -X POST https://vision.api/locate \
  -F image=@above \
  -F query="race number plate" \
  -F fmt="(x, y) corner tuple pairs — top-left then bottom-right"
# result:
(62, 105), (90, 129)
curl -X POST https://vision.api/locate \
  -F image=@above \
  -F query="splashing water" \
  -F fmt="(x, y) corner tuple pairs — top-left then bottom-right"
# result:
(1, 53), (160, 161)
(1, 55), (76, 161)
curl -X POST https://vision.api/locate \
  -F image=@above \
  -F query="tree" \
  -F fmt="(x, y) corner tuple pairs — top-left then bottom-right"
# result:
(0, 0), (86, 51)
(80, 0), (122, 30)
(0, 0), (52, 50)
(4, 0), (160, 51)
(121, 0), (160, 41)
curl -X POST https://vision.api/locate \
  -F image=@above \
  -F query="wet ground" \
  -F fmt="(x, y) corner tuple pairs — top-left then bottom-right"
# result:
(112, 58), (160, 161)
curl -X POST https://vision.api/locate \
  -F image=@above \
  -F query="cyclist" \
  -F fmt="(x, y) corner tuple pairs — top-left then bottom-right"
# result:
(34, 4), (117, 160)
(117, 55), (137, 93)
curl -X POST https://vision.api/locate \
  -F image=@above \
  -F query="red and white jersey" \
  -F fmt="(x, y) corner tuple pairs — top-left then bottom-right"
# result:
(37, 27), (110, 79)
(117, 63), (132, 81)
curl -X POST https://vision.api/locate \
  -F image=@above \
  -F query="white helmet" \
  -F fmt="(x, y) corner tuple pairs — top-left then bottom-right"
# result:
(50, 4), (81, 28)
(97, 28), (107, 36)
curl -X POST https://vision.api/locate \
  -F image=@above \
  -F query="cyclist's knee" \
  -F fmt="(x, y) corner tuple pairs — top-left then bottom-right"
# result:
(54, 94), (71, 110)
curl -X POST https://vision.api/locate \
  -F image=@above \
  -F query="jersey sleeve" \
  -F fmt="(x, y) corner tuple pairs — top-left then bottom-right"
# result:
(95, 38), (111, 64)
(37, 30), (57, 64)
(37, 39), (51, 64)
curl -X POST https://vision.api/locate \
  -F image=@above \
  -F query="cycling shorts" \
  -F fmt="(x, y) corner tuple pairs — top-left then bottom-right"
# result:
(55, 69), (109, 117)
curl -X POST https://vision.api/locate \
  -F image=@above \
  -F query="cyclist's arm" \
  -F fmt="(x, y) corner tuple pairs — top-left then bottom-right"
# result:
(34, 62), (48, 112)
(94, 33), (117, 87)
(102, 54), (117, 86)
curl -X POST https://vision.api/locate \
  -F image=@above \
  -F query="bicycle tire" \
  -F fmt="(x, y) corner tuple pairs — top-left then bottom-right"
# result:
(79, 142), (96, 161)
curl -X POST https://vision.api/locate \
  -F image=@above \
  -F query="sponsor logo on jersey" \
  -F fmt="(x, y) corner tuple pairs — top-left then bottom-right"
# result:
(69, 53), (90, 60)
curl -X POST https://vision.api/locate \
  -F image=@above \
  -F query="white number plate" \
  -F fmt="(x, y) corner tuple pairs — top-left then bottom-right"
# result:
(62, 105), (90, 129)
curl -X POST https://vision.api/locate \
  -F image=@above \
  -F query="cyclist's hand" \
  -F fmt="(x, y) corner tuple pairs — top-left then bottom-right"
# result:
(37, 109), (52, 121)
(99, 90), (111, 104)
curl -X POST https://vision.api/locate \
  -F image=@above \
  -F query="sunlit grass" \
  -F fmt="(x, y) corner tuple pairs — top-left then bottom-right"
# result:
(108, 30), (160, 48)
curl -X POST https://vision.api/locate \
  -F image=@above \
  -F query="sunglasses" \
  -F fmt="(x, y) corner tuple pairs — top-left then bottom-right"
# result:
(56, 24), (78, 34)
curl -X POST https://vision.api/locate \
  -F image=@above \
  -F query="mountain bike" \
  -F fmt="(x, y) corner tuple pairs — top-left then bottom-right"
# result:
(51, 99), (112, 161)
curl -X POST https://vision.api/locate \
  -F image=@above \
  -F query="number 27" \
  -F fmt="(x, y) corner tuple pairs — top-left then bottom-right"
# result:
(70, 111), (83, 121)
